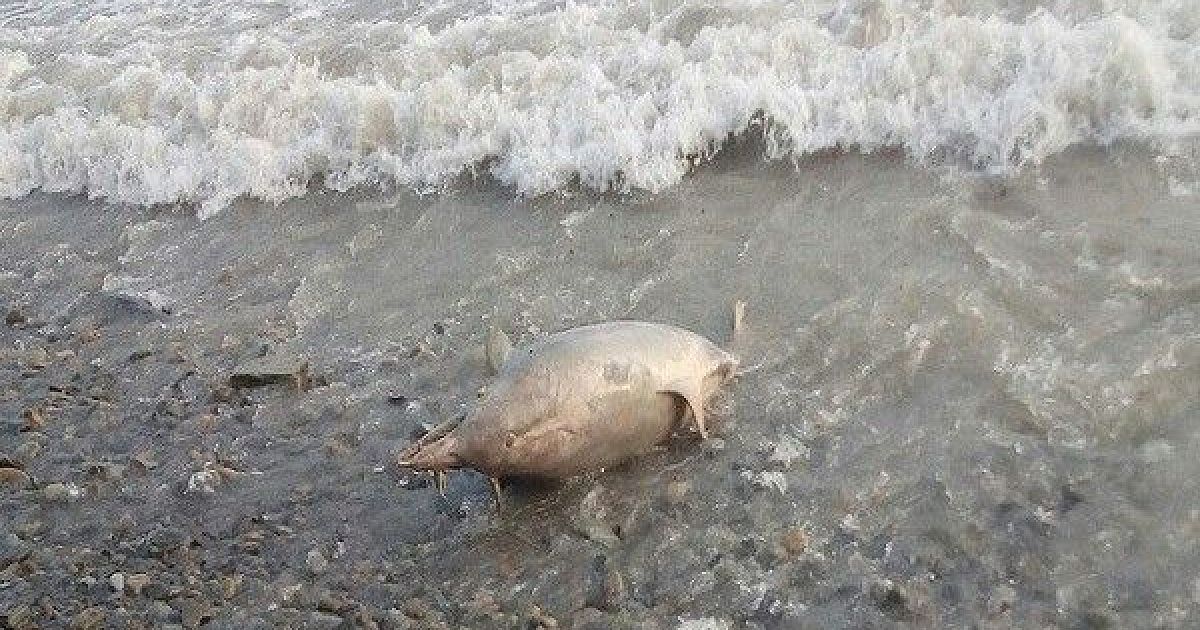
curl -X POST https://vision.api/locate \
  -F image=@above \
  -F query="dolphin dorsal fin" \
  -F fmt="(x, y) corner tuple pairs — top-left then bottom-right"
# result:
(486, 325), (513, 374)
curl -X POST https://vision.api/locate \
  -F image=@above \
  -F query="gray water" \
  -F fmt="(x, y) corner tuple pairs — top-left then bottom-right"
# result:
(2, 139), (1198, 628)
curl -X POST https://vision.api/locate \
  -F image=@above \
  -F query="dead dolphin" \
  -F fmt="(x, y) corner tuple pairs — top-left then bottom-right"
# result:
(397, 321), (738, 488)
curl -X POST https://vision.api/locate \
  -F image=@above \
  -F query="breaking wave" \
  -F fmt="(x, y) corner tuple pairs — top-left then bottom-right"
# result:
(1, 0), (1197, 214)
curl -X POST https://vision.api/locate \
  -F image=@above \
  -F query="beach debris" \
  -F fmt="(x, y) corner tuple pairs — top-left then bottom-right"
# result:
(398, 321), (738, 485)
(230, 354), (310, 390)
(732, 299), (746, 334)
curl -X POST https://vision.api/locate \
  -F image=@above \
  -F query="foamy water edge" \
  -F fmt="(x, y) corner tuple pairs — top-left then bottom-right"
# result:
(1, 0), (1196, 214)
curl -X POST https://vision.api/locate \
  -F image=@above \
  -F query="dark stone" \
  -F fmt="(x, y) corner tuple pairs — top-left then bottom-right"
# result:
(146, 527), (192, 557)
(128, 349), (156, 363)
(1, 534), (32, 570)
(83, 461), (125, 481)
(869, 580), (916, 622)
(1059, 484), (1085, 513)
(316, 589), (354, 614)
(4, 604), (39, 630)
(570, 608), (613, 630)
(1077, 610), (1116, 629)
(5, 308), (27, 327)
(143, 579), (179, 601)
(69, 606), (107, 630)
(401, 598), (435, 620)
(0, 466), (30, 489)
(173, 596), (214, 628)
(306, 611), (346, 630)
(585, 555), (625, 612)
(750, 590), (787, 623)
(230, 355), (310, 390)
(148, 600), (178, 622)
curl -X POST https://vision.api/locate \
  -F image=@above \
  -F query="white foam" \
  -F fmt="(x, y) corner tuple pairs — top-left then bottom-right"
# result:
(676, 618), (732, 630)
(1, 0), (1197, 211)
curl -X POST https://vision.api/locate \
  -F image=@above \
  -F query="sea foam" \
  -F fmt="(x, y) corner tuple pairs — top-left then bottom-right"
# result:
(1, 0), (1196, 213)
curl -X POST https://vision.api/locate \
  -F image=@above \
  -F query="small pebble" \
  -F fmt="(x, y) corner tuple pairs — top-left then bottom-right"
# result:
(306, 611), (344, 629)
(987, 585), (1017, 617)
(148, 600), (176, 622)
(401, 597), (434, 620)
(780, 527), (810, 555)
(131, 450), (159, 470)
(0, 467), (31, 488)
(307, 548), (330, 575)
(69, 606), (106, 630)
(528, 605), (559, 629)
(25, 347), (49, 369)
(5, 604), (36, 629)
(5, 307), (27, 327)
(21, 408), (45, 432)
(664, 480), (690, 505)
(41, 482), (81, 502)
(221, 573), (243, 599)
(586, 555), (625, 612)
(124, 573), (151, 596)
(174, 596), (213, 628)
(15, 441), (41, 461)
(84, 461), (125, 481)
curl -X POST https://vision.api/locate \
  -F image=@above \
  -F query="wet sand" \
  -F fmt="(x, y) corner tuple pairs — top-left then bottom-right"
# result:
(2, 142), (1199, 628)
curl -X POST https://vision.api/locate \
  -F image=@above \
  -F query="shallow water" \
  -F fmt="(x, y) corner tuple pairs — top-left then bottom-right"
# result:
(3, 139), (1198, 627)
